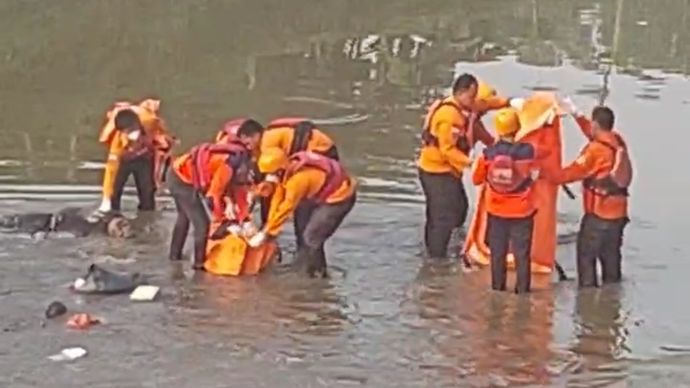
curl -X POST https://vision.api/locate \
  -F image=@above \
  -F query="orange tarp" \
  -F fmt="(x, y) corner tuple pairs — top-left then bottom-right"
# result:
(463, 93), (563, 274)
(204, 224), (278, 276)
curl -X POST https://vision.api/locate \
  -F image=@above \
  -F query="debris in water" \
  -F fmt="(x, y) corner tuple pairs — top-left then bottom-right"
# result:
(45, 301), (67, 319)
(660, 345), (690, 353)
(48, 347), (87, 362)
(71, 264), (142, 294)
(66, 313), (100, 330)
(130, 285), (160, 302)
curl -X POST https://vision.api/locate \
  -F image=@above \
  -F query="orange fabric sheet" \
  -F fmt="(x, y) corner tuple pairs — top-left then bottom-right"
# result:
(204, 224), (277, 276)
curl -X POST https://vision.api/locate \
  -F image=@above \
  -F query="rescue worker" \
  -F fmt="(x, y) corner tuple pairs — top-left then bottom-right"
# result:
(417, 73), (516, 258)
(471, 108), (539, 293)
(167, 126), (260, 269)
(96, 100), (174, 216)
(215, 118), (264, 156)
(258, 118), (340, 249)
(248, 147), (356, 277)
(547, 102), (632, 287)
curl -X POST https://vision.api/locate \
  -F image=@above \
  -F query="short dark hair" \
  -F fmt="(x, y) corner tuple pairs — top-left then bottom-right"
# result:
(113, 109), (142, 132)
(452, 73), (478, 94)
(237, 119), (264, 137)
(591, 106), (615, 130)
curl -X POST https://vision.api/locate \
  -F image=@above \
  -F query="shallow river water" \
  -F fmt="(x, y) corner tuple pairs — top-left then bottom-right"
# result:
(1, 0), (690, 387)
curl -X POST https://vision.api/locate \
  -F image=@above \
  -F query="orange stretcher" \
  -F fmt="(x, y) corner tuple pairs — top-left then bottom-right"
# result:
(463, 92), (564, 274)
(204, 225), (278, 276)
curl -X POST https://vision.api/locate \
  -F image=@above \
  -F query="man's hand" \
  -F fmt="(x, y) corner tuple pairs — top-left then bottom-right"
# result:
(560, 96), (581, 117)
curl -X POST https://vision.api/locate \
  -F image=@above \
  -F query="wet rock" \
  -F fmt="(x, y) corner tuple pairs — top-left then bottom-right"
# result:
(45, 301), (67, 319)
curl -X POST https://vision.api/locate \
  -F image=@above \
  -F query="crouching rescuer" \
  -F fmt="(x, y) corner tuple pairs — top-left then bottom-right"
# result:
(167, 128), (259, 269)
(472, 108), (540, 293)
(248, 147), (356, 277)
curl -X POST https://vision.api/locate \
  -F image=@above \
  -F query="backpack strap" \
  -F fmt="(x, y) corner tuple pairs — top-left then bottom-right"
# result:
(288, 121), (315, 156)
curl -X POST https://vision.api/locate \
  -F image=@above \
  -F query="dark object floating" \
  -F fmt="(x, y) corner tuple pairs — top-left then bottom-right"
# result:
(525, 85), (559, 92)
(660, 345), (690, 353)
(574, 88), (603, 96)
(71, 264), (142, 295)
(557, 232), (578, 245)
(635, 94), (660, 100)
(638, 74), (666, 82)
(45, 301), (67, 319)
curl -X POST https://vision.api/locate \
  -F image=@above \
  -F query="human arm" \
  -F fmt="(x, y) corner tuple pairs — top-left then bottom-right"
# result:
(471, 155), (488, 186)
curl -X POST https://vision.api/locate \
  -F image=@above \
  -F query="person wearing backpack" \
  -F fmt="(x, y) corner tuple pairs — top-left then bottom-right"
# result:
(547, 102), (632, 287)
(471, 108), (540, 293)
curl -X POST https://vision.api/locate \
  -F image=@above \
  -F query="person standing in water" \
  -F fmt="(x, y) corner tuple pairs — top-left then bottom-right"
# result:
(417, 74), (517, 258)
(471, 108), (539, 293)
(547, 102), (632, 287)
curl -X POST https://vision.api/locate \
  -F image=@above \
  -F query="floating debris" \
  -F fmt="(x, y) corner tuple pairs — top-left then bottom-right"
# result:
(48, 347), (87, 362)
(45, 301), (67, 319)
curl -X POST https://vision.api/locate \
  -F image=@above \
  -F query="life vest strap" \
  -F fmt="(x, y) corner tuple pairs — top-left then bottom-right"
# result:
(421, 101), (472, 154)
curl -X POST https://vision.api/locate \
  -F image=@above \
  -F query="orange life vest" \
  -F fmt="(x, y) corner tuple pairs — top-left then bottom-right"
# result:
(583, 134), (632, 198)
(190, 140), (252, 190)
(287, 151), (348, 203)
(421, 99), (477, 155)
(215, 118), (250, 143)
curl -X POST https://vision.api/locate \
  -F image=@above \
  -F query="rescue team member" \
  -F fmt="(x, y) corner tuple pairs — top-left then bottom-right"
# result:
(216, 118), (264, 157)
(167, 127), (261, 269)
(546, 102), (632, 287)
(472, 108), (539, 293)
(215, 118), (266, 226)
(417, 73), (516, 258)
(258, 118), (340, 249)
(248, 148), (356, 277)
(96, 100), (175, 216)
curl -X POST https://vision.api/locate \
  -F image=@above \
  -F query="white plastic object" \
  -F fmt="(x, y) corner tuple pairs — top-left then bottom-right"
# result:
(129, 285), (160, 302)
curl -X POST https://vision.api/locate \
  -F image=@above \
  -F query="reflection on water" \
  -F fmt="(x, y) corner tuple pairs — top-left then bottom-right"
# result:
(1, 0), (690, 386)
(568, 287), (629, 387)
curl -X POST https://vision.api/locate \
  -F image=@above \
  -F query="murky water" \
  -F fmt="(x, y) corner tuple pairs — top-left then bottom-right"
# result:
(1, 0), (690, 386)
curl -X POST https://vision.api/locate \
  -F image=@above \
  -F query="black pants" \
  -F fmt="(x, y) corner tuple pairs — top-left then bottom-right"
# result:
(296, 194), (356, 277)
(168, 170), (210, 267)
(112, 154), (156, 212)
(576, 213), (628, 288)
(486, 213), (534, 293)
(418, 170), (468, 258)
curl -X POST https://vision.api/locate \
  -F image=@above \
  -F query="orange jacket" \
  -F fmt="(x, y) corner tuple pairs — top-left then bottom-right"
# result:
(264, 167), (356, 237)
(172, 152), (235, 221)
(260, 126), (335, 156)
(472, 140), (538, 218)
(548, 117), (628, 220)
(417, 96), (495, 176)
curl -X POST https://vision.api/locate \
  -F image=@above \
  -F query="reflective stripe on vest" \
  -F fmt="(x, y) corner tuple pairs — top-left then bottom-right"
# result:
(287, 151), (348, 203)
